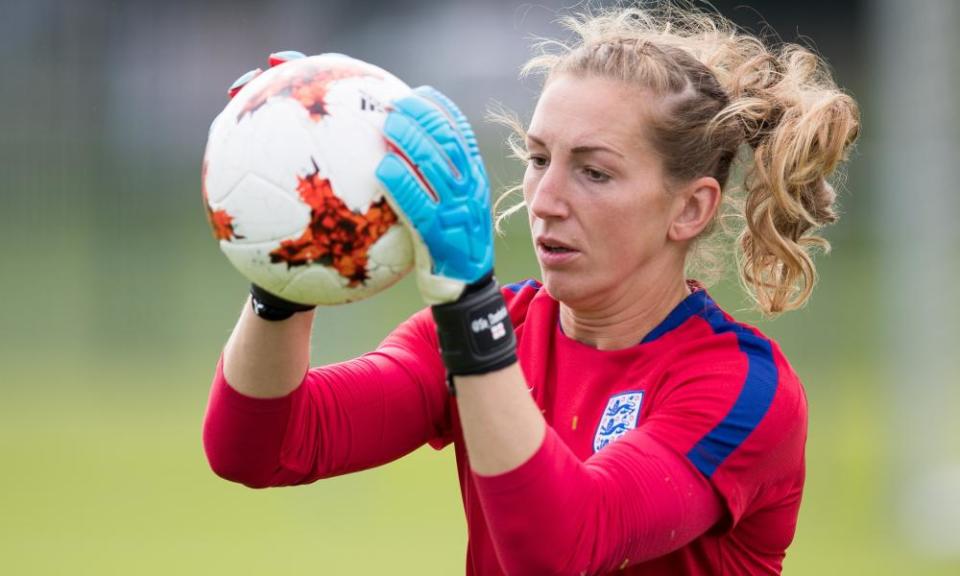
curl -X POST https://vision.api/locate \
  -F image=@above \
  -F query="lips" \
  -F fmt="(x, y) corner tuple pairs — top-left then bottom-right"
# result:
(536, 236), (577, 253)
(535, 236), (580, 266)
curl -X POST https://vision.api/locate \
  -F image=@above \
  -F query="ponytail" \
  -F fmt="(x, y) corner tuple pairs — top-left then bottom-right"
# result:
(724, 44), (860, 313)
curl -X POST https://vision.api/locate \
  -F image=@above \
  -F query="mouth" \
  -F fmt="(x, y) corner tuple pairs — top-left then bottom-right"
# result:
(539, 243), (575, 254)
(537, 237), (577, 253)
(536, 237), (580, 265)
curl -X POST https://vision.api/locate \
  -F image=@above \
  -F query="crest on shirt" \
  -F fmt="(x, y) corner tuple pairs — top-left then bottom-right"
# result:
(593, 391), (644, 453)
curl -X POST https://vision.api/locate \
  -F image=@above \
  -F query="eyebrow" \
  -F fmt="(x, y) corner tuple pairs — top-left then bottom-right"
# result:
(526, 134), (626, 159)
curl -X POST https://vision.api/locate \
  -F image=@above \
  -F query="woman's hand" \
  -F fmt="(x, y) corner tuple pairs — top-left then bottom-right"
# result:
(376, 86), (495, 305)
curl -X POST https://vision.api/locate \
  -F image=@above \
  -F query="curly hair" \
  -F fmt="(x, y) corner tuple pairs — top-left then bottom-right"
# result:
(492, 2), (860, 316)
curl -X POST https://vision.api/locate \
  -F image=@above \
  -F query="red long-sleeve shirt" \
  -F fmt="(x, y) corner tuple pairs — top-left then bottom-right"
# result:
(204, 280), (807, 575)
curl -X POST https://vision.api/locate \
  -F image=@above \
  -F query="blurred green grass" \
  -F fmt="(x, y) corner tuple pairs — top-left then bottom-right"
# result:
(1, 172), (958, 575)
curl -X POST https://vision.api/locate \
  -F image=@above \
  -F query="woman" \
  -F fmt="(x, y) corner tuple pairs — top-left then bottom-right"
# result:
(204, 5), (859, 575)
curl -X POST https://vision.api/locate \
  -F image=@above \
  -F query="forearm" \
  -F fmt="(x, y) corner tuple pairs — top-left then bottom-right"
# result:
(470, 426), (722, 574)
(454, 363), (546, 476)
(205, 306), (452, 487)
(222, 296), (314, 398)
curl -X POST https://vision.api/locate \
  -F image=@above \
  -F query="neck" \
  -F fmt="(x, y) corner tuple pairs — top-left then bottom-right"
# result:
(558, 271), (691, 351)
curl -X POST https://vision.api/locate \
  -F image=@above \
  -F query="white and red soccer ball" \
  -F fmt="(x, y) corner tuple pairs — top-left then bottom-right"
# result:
(202, 52), (415, 305)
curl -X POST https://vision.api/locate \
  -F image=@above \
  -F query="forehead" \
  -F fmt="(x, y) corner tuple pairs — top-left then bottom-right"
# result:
(527, 73), (658, 152)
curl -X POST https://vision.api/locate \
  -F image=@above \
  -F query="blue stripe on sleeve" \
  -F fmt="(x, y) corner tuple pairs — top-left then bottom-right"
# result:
(505, 279), (542, 293)
(686, 304), (779, 478)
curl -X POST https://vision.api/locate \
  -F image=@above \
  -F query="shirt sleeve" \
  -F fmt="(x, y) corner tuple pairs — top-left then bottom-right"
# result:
(202, 307), (451, 488)
(471, 426), (723, 575)
(641, 334), (808, 528)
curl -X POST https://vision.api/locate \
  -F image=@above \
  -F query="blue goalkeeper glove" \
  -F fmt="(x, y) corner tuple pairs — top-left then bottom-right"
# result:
(376, 87), (515, 384)
(375, 86), (494, 305)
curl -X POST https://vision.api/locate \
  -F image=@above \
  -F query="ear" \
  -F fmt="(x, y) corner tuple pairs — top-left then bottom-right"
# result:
(667, 176), (722, 242)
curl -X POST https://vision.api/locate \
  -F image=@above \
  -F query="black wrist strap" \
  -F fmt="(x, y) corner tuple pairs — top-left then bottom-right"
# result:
(250, 284), (315, 321)
(431, 275), (517, 393)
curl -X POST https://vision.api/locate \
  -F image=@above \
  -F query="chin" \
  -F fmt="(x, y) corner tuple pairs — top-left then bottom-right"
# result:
(540, 271), (588, 305)
(542, 265), (625, 310)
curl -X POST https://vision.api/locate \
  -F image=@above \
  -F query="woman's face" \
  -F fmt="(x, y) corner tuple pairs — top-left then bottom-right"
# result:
(523, 73), (681, 308)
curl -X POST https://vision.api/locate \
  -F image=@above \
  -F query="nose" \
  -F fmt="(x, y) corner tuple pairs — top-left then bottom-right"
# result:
(526, 162), (569, 220)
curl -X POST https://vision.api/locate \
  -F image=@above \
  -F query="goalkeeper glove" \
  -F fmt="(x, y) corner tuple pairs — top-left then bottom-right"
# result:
(376, 87), (516, 386)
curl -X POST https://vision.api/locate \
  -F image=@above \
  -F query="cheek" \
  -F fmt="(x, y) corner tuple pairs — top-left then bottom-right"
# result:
(593, 191), (670, 259)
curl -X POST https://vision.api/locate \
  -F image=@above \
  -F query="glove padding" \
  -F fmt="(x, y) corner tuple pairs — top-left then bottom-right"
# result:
(376, 86), (494, 305)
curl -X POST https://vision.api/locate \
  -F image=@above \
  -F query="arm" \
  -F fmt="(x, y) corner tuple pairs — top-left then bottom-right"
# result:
(203, 55), (453, 488)
(454, 364), (545, 475)
(204, 305), (450, 488)
(457, 368), (722, 575)
(223, 296), (314, 399)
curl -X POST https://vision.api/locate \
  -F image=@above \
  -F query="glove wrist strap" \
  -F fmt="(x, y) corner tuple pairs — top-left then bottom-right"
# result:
(250, 284), (315, 321)
(431, 275), (517, 393)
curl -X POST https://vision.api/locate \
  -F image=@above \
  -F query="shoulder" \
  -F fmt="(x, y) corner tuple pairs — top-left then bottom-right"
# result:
(501, 278), (549, 329)
(689, 303), (806, 439)
(648, 293), (807, 481)
(502, 277), (544, 303)
(657, 292), (805, 420)
(643, 295), (807, 527)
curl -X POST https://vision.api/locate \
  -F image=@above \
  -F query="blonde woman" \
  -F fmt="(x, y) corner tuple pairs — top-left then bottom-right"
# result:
(204, 5), (859, 574)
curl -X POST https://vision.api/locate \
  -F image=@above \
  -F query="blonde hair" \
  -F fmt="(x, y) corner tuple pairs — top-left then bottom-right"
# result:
(493, 2), (860, 316)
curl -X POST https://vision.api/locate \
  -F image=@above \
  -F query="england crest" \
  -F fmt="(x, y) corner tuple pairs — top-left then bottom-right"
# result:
(593, 391), (644, 453)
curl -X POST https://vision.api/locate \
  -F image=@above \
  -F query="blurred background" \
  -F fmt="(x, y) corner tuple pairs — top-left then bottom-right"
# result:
(1, 0), (958, 574)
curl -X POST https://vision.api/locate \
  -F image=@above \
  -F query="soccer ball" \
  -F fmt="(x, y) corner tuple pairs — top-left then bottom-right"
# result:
(202, 53), (415, 305)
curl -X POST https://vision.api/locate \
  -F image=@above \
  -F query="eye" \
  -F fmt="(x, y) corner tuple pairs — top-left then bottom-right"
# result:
(583, 167), (610, 183)
(526, 154), (549, 169)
